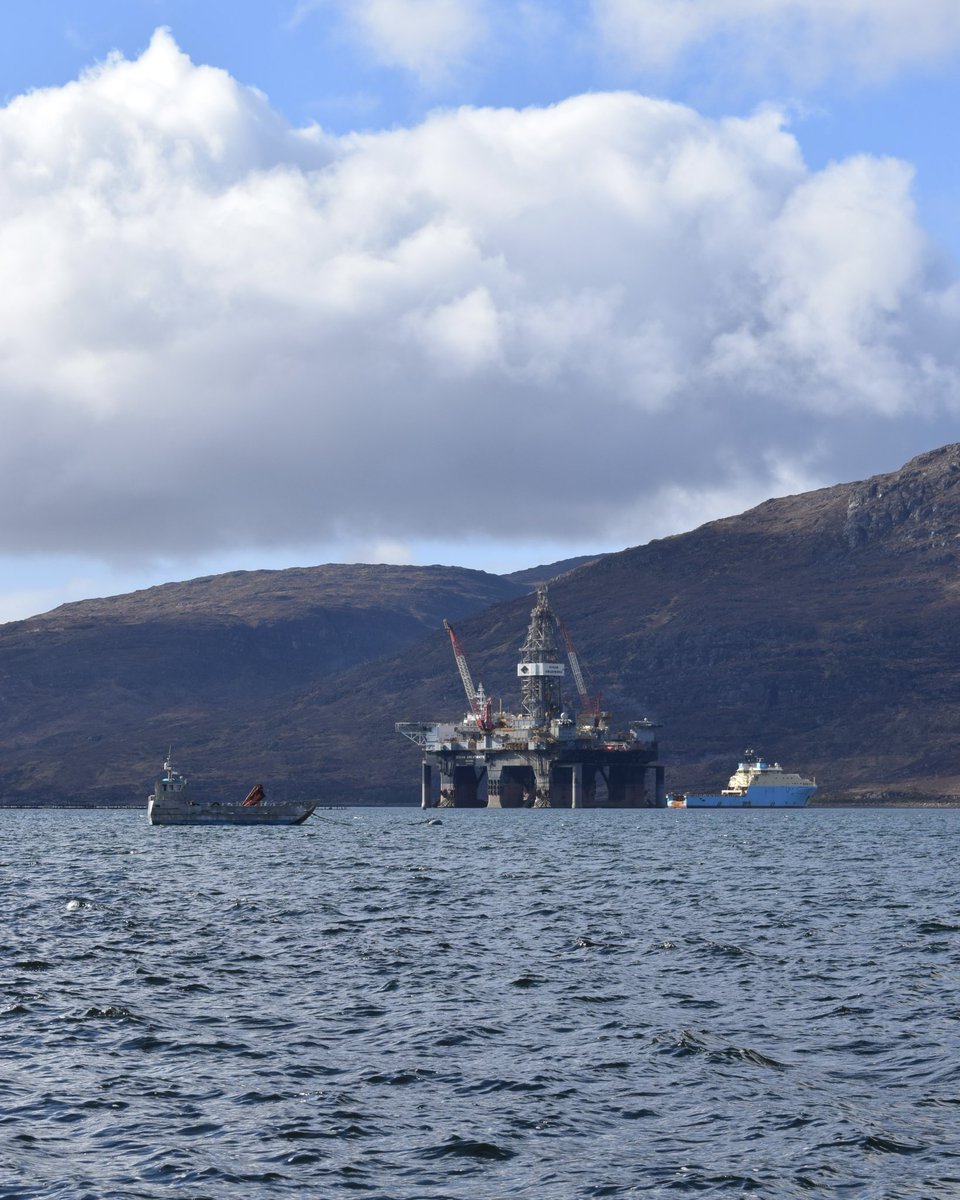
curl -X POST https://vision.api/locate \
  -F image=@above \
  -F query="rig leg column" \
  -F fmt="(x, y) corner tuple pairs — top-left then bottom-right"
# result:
(655, 765), (666, 808)
(571, 763), (583, 809)
(595, 765), (610, 807)
(438, 762), (456, 808)
(533, 761), (552, 808)
(421, 762), (432, 809)
(486, 762), (503, 808)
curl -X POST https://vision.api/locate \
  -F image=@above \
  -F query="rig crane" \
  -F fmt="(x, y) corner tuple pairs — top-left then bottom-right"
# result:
(559, 619), (601, 717)
(443, 620), (493, 732)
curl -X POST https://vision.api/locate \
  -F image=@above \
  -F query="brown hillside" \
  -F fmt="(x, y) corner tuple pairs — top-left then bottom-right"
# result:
(0, 564), (526, 804)
(341, 444), (960, 802)
(2, 447), (959, 804)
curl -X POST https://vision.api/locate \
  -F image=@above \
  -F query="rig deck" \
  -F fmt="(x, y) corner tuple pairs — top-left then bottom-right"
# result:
(397, 588), (664, 808)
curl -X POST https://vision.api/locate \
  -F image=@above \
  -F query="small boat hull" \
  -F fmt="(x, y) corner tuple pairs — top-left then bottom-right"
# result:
(147, 798), (317, 826)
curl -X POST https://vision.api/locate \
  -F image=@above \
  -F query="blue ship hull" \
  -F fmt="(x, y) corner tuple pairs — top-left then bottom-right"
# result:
(684, 786), (814, 808)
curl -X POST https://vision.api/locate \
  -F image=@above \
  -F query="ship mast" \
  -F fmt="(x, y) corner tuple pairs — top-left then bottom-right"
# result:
(517, 587), (565, 727)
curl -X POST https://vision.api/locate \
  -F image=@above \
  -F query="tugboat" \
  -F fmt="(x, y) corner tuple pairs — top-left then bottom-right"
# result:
(146, 754), (317, 826)
(683, 751), (816, 808)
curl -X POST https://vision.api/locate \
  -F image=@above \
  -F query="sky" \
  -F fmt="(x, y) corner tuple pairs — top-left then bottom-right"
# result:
(0, 0), (959, 621)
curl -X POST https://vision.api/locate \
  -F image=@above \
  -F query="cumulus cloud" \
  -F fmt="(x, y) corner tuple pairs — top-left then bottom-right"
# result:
(0, 29), (957, 569)
(299, 0), (487, 80)
(592, 0), (960, 85)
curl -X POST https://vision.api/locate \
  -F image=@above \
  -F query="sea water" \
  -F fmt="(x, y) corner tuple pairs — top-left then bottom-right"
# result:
(1, 806), (959, 1199)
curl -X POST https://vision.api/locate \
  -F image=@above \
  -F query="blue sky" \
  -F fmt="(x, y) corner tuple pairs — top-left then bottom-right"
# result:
(0, 1), (959, 619)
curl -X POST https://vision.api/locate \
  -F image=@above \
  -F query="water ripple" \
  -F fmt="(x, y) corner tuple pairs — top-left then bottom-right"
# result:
(2, 806), (959, 1198)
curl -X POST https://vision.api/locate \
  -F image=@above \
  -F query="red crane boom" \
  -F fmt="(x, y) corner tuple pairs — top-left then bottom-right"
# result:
(559, 619), (601, 716)
(443, 619), (493, 731)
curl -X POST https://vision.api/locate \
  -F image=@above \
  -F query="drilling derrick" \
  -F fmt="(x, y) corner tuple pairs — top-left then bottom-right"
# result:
(518, 587), (564, 727)
(396, 587), (665, 810)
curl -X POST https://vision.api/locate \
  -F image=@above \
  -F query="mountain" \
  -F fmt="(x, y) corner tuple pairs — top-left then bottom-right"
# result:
(2, 446), (960, 805)
(505, 555), (599, 585)
(0, 564), (526, 804)
(327, 443), (960, 804)
(542, 444), (960, 800)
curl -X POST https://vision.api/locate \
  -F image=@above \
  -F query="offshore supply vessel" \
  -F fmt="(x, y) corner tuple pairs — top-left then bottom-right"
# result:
(146, 755), (317, 826)
(396, 587), (664, 808)
(682, 752), (817, 808)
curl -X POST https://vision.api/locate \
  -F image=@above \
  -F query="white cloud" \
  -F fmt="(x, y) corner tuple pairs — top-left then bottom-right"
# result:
(593, 0), (960, 85)
(709, 154), (932, 415)
(0, 29), (957, 572)
(323, 0), (487, 81)
(363, 538), (416, 564)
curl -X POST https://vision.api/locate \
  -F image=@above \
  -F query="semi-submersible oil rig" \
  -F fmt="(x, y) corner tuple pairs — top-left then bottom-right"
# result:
(396, 587), (665, 808)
